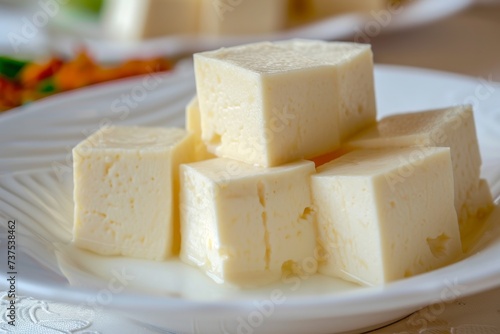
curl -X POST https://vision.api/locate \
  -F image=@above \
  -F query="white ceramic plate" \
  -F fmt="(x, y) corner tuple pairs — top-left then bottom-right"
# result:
(0, 64), (499, 334)
(46, 0), (473, 62)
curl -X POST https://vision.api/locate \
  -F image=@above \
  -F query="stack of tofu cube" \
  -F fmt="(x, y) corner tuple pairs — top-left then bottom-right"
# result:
(73, 39), (493, 288)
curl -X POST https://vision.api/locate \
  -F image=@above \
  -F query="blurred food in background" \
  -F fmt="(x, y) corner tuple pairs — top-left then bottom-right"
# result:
(288, 0), (404, 26)
(66, 0), (103, 14)
(101, 0), (288, 40)
(196, 0), (286, 36)
(102, 0), (198, 40)
(77, 0), (406, 40)
(1, 0), (410, 112)
(0, 51), (172, 112)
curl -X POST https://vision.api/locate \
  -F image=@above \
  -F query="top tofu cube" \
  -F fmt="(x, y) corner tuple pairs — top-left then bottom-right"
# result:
(194, 39), (376, 167)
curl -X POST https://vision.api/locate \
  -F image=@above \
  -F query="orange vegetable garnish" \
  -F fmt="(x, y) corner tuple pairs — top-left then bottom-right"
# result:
(309, 148), (352, 167)
(54, 51), (173, 90)
(0, 76), (23, 110)
(1, 50), (174, 112)
(118, 58), (173, 78)
(53, 51), (98, 91)
(20, 57), (64, 88)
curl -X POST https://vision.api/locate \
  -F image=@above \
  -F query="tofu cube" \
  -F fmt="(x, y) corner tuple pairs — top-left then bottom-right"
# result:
(194, 39), (376, 167)
(311, 147), (462, 286)
(347, 105), (491, 232)
(73, 126), (195, 260)
(102, 0), (199, 41)
(180, 159), (316, 286)
(199, 0), (287, 35)
(185, 95), (216, 161)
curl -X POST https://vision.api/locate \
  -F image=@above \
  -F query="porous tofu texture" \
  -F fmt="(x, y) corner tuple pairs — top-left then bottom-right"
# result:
(73, 126), (194, 260)
(194, 39), (376, 167)
(180, 158), (316, 287)
(312, 147), (462, 286)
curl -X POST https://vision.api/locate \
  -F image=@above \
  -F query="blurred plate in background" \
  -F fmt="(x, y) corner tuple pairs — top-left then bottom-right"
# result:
(45, 0), (473, 61)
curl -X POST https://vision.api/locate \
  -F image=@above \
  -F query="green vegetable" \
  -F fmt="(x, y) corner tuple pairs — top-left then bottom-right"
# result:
(0, 56), (29, 80)
(66, 0), (103, 14)
(37, 78), (58, 94)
